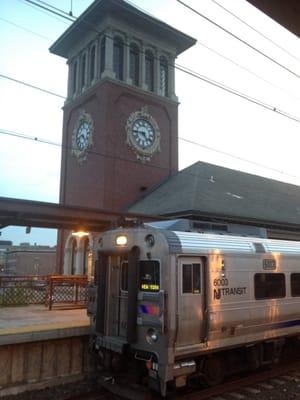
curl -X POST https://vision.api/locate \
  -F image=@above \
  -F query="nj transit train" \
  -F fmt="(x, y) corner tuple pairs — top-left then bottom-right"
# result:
(87, 221), (300, 396)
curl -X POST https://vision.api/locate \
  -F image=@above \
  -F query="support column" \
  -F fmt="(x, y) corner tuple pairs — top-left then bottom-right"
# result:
(124, 37), (130, 84)
(71, 56), (80, 98)
(66, 60), (72, 100)
(141, 45), (147, 91)
(169, 56), (178, 101)
(94, 38), (100, 82)
(63, 249), (71, 275)
(102, 29), (115, 79)
(75, 247), (84, 275)
(155, 51), (160, 95)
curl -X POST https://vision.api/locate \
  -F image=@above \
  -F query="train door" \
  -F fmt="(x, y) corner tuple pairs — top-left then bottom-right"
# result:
(118, 259), (128, 338)
(177, 257), (206, 346)
(97, 255), (128, 338)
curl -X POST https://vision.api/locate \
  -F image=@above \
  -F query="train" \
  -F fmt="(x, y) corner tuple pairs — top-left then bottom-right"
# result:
(87, 220), (300, 396)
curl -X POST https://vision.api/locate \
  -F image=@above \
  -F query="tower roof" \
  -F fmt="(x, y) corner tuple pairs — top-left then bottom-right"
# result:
(50, 0), (196, 58)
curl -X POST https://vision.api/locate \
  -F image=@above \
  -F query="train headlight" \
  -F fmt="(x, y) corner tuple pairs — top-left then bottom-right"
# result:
(146, 328), (159, 344)
(115, 235), (127, 246)
(145, 234), (155, 248)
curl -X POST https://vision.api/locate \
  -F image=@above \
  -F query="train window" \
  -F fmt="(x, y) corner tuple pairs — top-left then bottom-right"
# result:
(121, 261), (128, 291)
(254, 273), (285, 299)
(291, 273), (300, 297)
(182, 263), (201, 294)
(139, 260), (160, 292)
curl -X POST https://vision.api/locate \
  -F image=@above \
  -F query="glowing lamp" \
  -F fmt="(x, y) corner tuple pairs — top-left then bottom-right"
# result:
(72, 231), (89, 238)
(116, 235), (128, 246)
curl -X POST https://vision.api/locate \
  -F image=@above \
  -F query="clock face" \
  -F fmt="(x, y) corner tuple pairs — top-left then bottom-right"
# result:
(132, 119), (155, 149)
(126, 107), (160, 162)
(72, 111), (94, 164)
(76, 121), (91, 151)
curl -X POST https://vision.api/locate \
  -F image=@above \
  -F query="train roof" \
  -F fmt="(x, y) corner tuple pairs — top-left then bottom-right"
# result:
(162, 230), (300, 255)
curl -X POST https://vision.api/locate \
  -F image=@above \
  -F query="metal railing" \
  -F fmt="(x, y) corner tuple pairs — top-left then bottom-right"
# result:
(0, 275), (88, 310)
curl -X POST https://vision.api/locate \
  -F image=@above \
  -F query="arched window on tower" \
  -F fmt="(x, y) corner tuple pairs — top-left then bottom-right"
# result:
(129, 43), (139, 86)
(81, 53), (87, 89)
(82, 237), (90, 276)
(145, 50), (154, 92)
(72, 60), (78, 95)
(90, 44), (96, 82)
(159, 56), (168, 97)
(113, 36), (124, 81)
(100, 37), (105, 75)
(70, 239), (77, 275)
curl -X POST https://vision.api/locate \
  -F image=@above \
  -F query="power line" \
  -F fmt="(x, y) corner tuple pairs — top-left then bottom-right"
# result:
(175, 63), (300, 124)
(2, 127), (300, 184)
(195, 40), (300, 103)
(209, 0), (300, 64)
(128, 0), (300, 102)
(179, 137), (300, 179)
(14, 0), (300, 103)
(0, 73), (66, 99)
(19, 0), (300, 125)
(24, 0), (75, 22)
(2, 58), (300, 126)
(19, 0), (71, 25)
(176, 0), (300, 79)
(0, 16), (52, 41)
(35, 0), (74, 18)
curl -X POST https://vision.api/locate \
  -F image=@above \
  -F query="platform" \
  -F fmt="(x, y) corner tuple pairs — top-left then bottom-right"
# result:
(0, 304), (90, 345)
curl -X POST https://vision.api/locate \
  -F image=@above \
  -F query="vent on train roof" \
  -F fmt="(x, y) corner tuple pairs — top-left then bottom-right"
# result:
(193, 222), (228, 232)
(253, 243), (265, 253)
(146, 219), (267, 238)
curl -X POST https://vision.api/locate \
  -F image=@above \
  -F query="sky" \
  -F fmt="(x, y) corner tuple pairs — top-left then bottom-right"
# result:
(0, 0), (300, 245)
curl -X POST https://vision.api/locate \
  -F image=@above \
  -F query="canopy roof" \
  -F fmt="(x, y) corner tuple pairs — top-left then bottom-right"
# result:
(128, 161), (300, 229)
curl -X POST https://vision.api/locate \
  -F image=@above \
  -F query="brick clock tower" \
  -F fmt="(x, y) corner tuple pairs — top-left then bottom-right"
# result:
(50, 0), (195, 273)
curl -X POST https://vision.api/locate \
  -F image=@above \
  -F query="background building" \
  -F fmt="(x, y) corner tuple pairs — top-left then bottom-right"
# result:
(4, 243), (56, 276)
(0, 240), (12, 274)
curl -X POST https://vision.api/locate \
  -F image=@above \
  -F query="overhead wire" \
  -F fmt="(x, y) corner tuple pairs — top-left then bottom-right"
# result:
(209, 0), (300, 64)
(2, 127), (300, 184)
(18, 0), (300, 125)
(34, 0), (75, 18)
(179, 137), (300, 179)
(24, 0), (75, 22)
(123, 0), (300, 102)
(0, 73), (65, 99)
(195, 40), (300, 103)
(18, 0), (71, 25)
(0, 16), (52, 41)
(176, 0), (300, 79)
(175, 63), (300, 124)
(8, 0), (298, 104)
(3, 0), (300, 182)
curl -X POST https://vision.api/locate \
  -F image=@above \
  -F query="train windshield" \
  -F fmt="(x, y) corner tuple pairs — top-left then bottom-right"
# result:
(139, 260), (160, 292)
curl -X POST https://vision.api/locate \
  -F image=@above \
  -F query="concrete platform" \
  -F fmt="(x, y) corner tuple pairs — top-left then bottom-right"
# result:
(0, 305), (90, 345)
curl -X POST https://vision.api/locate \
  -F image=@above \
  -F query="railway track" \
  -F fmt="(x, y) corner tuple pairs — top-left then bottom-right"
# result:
(177, 360), (300, 399)
(68, 360), (300, 400)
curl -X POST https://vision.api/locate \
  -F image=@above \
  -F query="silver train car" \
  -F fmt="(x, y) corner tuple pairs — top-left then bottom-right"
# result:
(87, 223), (300, 395)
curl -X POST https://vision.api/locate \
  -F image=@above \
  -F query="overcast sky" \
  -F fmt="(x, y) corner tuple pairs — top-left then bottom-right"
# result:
(1, 0), (300, 245)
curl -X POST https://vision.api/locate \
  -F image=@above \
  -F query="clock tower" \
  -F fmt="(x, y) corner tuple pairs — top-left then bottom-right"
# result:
(51, 0), (195, 210)
(50, 0), (195, 272)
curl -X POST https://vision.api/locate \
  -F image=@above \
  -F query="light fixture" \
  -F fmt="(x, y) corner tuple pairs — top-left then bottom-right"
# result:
(72, 231), (89, 238)
(115, 235), (128, 246)
(145, 234), (155, 248)
(146, 328), (159, 344)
